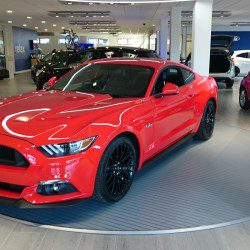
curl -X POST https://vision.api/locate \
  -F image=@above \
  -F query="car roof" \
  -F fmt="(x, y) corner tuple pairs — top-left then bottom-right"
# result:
(83, 57), (184, 70)
(84, 46), (156, 53)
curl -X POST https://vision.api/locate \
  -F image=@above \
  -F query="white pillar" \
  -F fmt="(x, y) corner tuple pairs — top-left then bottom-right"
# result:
(181, 26), (187, 59)
(159, 16), (168, 60)
(156, 29), (160, 55)
(191, 0), (213, 76)
(2, 25), (15, 79)
(170, 7), (182, 62)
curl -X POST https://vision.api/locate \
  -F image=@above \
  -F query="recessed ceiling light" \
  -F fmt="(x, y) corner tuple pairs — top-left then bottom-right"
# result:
(44, 28), (48, 31)
(8, 20), (13, 24)
(70, 15), (74, 17)
(89, 2), (93, 4)
(27, 16), (32, 19)
(62, 26), (65, 29)
(152, 24), (155, 26)
(41, 20), (46, 23)
(86, 15), (89, 18)
(56, 15), (59, 17)
(7, 10), (13, 13)
(67, 2), (72, 4)
(53, 24), (57, 27)
(23, 24), (27, 27)
(35, 27), (39, 29)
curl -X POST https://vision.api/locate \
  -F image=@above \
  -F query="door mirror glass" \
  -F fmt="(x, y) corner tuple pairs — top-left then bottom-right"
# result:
(162, 83), (179, 95)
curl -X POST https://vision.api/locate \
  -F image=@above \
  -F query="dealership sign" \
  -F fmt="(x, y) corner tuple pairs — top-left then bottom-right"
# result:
(15, 44), (26, 54)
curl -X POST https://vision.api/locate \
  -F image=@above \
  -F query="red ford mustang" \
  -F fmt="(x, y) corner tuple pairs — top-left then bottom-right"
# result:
(0, 58), (218, 208)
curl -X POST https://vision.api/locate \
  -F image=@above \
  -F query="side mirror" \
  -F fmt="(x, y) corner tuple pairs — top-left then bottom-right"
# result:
(45, 76), (57, 90)
(162, 83), (179, 96)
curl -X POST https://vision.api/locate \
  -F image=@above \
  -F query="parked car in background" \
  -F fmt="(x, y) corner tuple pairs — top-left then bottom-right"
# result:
(36, 47), (159, 90)
(231, 50), (250, 77)
(0, 58), (217, 207)
(184, 35), (235, 88)
(239, 71), (250, 110)
(31, 50), (75, 82)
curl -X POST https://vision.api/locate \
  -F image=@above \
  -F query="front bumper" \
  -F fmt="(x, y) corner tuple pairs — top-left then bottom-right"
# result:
(0, 134), (102, 207)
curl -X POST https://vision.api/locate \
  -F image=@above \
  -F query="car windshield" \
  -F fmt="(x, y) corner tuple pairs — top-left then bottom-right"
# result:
(51, 63), (154, 98)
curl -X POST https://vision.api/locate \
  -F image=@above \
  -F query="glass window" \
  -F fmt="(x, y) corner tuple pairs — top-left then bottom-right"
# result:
(118, 38), (128, 45)
(39, 38), (50, 44)
(58, 38), (65, 44)
(88, 38), (98, 45)
(180, 68), (195, 85)
(98, 38), (109, 45)
(154, 67), (184, 95)
(51, 63), (154, 98)
(237, 53), (248, 58)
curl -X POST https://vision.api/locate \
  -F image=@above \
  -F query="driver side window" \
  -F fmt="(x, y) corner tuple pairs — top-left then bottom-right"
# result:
(154, 67), (184, 95)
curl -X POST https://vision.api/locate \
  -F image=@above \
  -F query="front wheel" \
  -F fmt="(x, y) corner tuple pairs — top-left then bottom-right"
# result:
(239, 88), (250, 110)
(194, 100), (216, 141)
(94, 137), (137, 202)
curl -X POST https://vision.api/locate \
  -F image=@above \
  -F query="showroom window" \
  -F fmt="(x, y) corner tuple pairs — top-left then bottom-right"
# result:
(58, 38), (66, 44)
(38, 38), (50, 44)
(118, 38), (128, 45)
(88, 38), (99, 45)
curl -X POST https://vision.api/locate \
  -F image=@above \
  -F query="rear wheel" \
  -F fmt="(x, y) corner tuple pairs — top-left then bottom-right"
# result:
(194, 100), (216, 141)
(94, 137), (137, 202)
(239, 88), (250, 110)
(225, 79), (234, 88)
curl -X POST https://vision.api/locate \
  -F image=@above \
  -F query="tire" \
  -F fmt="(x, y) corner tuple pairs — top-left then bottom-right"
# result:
(94, 136), (137, 202)
(235, 66), (240, 77)
(194, 100), (216, 141)
(36, 77), (47, 90)
(239, 87), (250, 110)
(225, 79), (234, 88)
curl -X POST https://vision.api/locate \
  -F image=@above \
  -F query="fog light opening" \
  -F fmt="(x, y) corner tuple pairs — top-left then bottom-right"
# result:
(36, 180), (78, 196)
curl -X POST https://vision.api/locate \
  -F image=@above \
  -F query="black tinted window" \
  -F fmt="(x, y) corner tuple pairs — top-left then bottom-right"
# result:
(180, 68), (195, 85)
(52, 64), (154, 98)
(237, 53), (248, 58)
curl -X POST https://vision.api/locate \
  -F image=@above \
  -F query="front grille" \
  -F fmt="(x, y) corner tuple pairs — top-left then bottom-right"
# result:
(0, 145), (30, 168)
(0, 182), (26, 194)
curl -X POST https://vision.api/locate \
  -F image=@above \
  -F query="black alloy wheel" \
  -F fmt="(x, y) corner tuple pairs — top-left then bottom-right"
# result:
(194, 100), (216, 141)
(239, 88), (250, 110)
(94, 137), (137, 202)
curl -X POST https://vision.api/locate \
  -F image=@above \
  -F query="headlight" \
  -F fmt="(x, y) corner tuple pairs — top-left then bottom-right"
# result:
(38, 136), (97, 157)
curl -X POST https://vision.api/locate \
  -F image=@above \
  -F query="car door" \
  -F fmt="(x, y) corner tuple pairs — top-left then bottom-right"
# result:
(152, 67), (196, 153)
(236, 52), (249, 75)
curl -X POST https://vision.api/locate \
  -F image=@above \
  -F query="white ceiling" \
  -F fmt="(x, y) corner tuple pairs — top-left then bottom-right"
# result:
(0, 0), (250, 35)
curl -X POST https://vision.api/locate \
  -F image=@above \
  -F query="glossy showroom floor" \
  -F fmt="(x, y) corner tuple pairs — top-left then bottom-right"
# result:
(0, 73), (250, 250)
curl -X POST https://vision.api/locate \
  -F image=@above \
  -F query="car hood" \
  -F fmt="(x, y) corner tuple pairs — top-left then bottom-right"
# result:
(0, 91), (137, 145)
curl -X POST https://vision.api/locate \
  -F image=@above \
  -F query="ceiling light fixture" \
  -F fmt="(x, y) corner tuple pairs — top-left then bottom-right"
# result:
(7, 10), (13, 13)
(44, 28), (48, 31)
(53, 24), (57, 27)
(23, 24), (27, 27)
(27, 16), (32, 19)
(59, 0), (193, 4)
(8, 20), (13, 24)
(41, 20), (46, 23)
(35, 27), (39, 29)
(56, 15), (59, 17)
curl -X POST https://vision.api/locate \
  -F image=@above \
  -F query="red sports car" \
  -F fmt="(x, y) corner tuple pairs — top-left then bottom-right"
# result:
(239, 71), (250, 110)
(0, 58), (218, 208)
